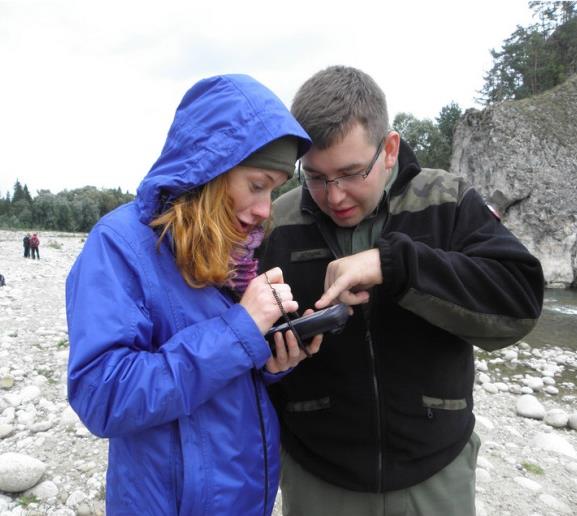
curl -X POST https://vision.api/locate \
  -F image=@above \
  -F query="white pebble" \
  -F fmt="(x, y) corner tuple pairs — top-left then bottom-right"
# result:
(476, 468), (491, 483)
(523, 376), (544, 391)
(514, 476), (542, 491)
(475, 415), (494, 431)
(0, 452), (47, 492)
(483, 383), (499, 394)
(544, 408), (569, 428)
(477, 372), (491, 384)
(531, 432), (577, 459)
(516, 395), (545, 420)
(24, 479), (59, 500)
(477, 456), (494, 470)
(538, 493), (572, 514)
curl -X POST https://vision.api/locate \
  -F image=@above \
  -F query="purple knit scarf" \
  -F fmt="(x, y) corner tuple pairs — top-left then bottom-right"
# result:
(227, 225), (265, 295)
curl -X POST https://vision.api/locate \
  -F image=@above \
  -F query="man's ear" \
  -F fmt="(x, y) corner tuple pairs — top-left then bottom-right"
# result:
(384, 131), (400, 168)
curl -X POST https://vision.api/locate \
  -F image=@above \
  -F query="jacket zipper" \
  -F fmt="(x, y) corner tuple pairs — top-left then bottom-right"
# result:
(362, 309), (384, 491)
(314, 215), (385, 491)
(251, 369), (269, 516)
(309, 192), (394, 490)
(368, 195), (391, 491)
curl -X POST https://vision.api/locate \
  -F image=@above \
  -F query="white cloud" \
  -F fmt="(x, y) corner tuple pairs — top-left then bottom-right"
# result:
(0, 0), (534, 196)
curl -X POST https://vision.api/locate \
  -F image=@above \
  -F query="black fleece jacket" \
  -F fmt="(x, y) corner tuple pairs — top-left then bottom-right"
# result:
(259, 141), (544, 492)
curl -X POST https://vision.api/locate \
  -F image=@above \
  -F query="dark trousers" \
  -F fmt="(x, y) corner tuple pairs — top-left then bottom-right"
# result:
(31, 247), (39, 259)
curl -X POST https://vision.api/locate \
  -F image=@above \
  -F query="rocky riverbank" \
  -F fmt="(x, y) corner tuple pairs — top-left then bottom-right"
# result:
(0, 229), (576, 515)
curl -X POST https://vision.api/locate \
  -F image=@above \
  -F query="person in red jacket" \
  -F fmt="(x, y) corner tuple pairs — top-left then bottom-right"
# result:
(29, 233), (40, 260)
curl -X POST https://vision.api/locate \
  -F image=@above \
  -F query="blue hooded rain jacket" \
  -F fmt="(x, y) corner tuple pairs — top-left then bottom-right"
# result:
(66, 75), (311, 515)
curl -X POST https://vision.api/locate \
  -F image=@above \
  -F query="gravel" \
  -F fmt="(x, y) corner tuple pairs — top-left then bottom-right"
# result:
(1, 229), (576, 515)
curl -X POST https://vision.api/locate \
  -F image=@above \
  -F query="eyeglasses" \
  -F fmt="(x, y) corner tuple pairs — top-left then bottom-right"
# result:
(298, 139), (385, 192)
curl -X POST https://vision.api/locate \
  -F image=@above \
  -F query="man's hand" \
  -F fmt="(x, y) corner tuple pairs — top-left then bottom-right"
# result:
(315, 249), (382, 309)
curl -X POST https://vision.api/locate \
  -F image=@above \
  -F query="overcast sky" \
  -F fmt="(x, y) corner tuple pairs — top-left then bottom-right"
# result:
(0, 0), (536, 196)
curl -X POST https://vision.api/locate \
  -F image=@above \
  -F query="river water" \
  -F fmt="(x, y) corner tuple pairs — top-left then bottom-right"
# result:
(474, 288), (577, 397)
(525, 288), (577, 351)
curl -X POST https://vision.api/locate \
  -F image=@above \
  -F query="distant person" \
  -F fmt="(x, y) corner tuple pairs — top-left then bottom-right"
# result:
(260, 65), (545, 516)
(23, 233), (31, 258)
(0, 273), (5, 287)
(66, 74), (321, 515)
(29, 233), (40, 259)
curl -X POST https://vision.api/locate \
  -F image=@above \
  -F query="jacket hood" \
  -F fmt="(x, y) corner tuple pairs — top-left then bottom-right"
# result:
(136, 74), (311, 223)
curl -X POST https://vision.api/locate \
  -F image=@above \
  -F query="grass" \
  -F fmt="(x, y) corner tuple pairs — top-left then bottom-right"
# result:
(47, 240), (63, 250)
(57, 338), (69, 349)
(522, 461), (544, 475)
(36, 368), (54, 380)
(17, 494), (39, 507)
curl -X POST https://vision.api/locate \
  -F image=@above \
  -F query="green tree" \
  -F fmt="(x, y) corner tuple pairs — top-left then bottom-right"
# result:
(436, 102), (462, 148)
(11, 199), (33, 228)
(55, 199), (74, 231)
(0, 182), (134, 232)
(31, 191), (59, 230)
(480, 1), (577, 104)
(393, 112), (449, 170)
(0, 193), (9, 217)
(73, 196), (100, 232)
(12, 180), (32, 204)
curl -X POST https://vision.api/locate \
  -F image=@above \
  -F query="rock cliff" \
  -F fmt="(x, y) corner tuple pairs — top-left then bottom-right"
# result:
(450, 75), (577, 288)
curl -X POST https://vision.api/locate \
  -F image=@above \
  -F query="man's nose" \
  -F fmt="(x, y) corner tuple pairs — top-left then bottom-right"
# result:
(326, 181), (346, 204)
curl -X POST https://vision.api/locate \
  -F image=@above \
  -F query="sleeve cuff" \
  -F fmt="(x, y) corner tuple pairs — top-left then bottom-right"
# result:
(220, 304), (271, 368)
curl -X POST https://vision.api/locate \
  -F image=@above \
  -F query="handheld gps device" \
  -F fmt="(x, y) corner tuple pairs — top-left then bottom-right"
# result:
(265, 303), (350, 346)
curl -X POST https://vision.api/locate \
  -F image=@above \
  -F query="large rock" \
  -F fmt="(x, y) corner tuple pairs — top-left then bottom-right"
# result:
(451, 74), (577, 288)
(516, 394), (545, 419)
(531, 431), (577, 459)
(544, 408), (569, 428)
(569, 413), (577, 430)
(0, 452), (46, 492)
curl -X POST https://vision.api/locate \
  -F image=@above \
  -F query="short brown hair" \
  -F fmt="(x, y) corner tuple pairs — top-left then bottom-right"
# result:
(291, 65), (389, 149)
(150, 174), (244, 288)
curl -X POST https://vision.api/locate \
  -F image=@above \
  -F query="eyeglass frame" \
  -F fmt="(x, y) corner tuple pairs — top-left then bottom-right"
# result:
(297, 138), (385, 192)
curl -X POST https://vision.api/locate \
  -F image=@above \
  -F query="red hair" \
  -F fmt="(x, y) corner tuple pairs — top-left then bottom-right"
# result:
(150, 174), (245, 288)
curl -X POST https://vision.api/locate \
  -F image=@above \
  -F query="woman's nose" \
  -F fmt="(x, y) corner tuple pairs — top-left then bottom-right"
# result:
(252, 199), (271, 220)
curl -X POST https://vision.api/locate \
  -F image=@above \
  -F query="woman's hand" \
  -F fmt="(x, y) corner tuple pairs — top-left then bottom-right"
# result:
(265, 309), (323, 373)
(240, 267), (298, 334)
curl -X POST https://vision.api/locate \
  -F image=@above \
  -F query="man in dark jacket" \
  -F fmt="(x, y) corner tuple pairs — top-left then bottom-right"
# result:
(23, 234), (31, 258)
(259, 66), (544, 516)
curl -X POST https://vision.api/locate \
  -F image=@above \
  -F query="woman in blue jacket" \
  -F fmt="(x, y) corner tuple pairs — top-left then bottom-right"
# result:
(66, 75), (318, 515)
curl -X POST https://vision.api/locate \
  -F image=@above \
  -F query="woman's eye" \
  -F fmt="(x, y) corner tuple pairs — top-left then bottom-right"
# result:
(251, 183), (265, 192)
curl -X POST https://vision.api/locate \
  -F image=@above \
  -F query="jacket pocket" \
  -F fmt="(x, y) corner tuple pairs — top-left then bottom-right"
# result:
(290, 248), (332, 262)
(285, 396), (331, 413)
(422, 395), (467, 410)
